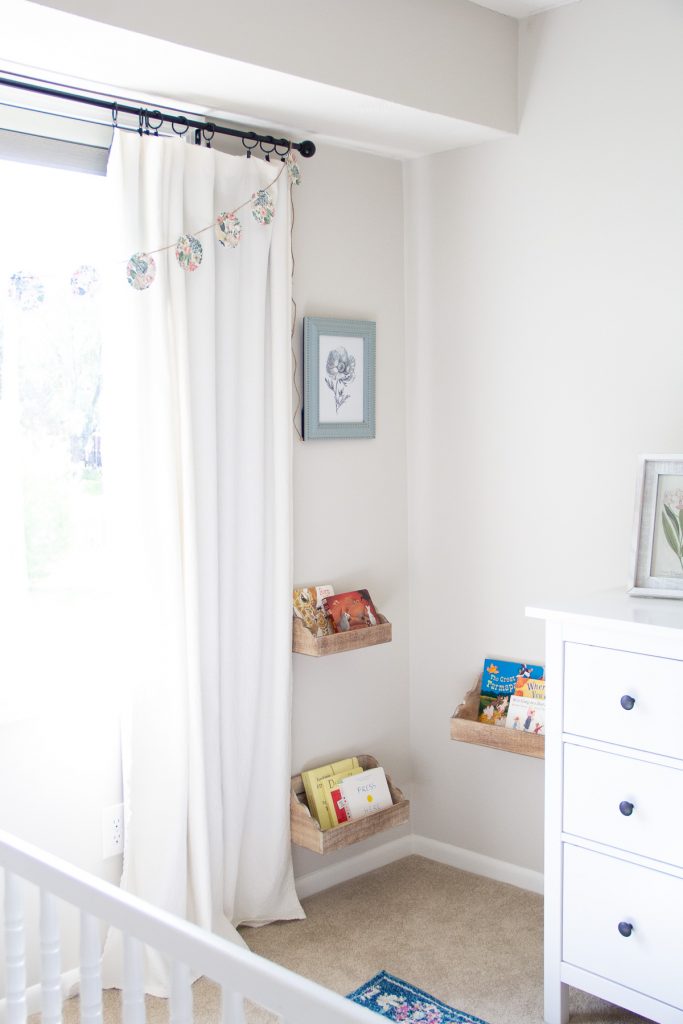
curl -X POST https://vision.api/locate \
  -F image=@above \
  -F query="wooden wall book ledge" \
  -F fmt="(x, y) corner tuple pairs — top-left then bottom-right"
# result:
(292, 614), (392, 656)
(450, 678), (545, 759)
(290, 754), (409, 853)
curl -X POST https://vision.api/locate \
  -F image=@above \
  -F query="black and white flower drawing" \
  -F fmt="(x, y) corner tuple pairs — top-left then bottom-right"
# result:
(325, 346), (356, 413)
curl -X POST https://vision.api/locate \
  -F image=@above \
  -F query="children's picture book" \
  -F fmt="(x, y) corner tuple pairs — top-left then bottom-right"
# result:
(505, 695), (545, 735)
(329, 766), (393, 823)
(301, 757), (361, 829)
(293, 584), (335, 637)
(323, 589), (380, 633)
(478, 658), (544, 726)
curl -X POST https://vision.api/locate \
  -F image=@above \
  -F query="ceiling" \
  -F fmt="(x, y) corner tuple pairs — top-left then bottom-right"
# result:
(469, 0), (579, 16)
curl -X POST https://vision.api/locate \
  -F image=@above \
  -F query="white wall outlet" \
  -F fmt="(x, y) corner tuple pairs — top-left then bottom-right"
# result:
(102, 803), (124, 859)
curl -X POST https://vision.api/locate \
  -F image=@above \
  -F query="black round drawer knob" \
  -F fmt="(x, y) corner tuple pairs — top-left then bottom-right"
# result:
(619, 801), (634, 816)
(620, 694), (636, 710)
(618, 921), (634, 937)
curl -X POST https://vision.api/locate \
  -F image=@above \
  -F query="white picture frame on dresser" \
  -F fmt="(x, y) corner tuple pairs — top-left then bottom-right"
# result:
(630, 454), (683, 598)
(528, 590), (683, 1024)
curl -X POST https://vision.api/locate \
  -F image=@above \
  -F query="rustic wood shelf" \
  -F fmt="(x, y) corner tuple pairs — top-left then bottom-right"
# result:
(292, 613), (392, 656)
(450, 678), (545, 759)
(290, 754), (409, 853)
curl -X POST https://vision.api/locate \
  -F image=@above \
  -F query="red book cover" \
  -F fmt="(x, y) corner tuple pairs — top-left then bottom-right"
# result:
(322, 589), (380, 633)
(329, 787), (349, 824)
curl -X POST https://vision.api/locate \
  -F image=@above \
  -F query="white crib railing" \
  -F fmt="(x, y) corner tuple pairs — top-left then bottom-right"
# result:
(0, 831), (379, 1024)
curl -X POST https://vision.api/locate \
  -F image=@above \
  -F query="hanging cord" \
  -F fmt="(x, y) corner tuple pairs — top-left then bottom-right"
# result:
(290, 176), (303, 441)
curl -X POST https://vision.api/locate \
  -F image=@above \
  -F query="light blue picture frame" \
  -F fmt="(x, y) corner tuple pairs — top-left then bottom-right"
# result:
(303, 316), (376, 440)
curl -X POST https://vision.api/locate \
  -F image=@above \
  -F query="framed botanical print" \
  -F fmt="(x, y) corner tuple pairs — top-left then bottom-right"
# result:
(302, 316), (376, 440)
(629, 455), (683, 598)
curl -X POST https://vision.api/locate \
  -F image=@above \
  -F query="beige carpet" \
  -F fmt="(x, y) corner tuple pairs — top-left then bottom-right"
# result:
(48, 855), (653, 1024)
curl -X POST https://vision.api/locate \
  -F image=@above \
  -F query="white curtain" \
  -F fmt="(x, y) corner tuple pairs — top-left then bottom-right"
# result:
(102, 132), (303, 995)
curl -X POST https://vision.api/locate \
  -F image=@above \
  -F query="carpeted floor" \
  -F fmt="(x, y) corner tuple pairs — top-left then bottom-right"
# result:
(48, 855), (654, 1024)
(239, 855), (653, 1024)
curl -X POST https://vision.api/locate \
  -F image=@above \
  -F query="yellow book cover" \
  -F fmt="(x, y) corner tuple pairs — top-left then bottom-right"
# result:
(320, 767), (364, 830)
(301, 758), (360, 828)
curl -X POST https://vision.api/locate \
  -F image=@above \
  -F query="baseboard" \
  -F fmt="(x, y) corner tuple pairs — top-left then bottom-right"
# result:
(294, 833), (543, 899)
(294, 835), (414, 899)
(411, 835), (544, 894)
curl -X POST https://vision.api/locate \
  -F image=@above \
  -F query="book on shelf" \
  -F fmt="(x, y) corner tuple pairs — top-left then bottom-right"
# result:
(325, 766), (394, 826)
(505, 694), (545, 735)
(293, 584), (335, 637)
(478, 658), (544, 726)
(301, 757), (362, 830)
(322, 589), (380, 633)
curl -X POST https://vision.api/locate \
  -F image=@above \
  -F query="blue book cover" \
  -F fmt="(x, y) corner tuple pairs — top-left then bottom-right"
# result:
(478, 659), (544, 725)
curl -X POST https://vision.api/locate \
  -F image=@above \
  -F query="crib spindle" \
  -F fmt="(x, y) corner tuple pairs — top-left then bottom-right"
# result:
(123, 934), (145, 1024)
(40, 889), (63, 1024)
(79, 911), (103, 1024)
(4, 871), (27, 1024)
(221, 987), (246, 1024)
(169, 961), (192, 1024)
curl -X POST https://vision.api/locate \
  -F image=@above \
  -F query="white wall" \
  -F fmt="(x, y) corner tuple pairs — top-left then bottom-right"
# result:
(405, 0), (683, 873)
(0, 706), (123, 997)
(289, 143), (411, 878)
(32, 0), (517, 133)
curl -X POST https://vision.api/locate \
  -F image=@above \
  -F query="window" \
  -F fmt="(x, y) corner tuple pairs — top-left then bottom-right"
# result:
(0, 158), (110, 719)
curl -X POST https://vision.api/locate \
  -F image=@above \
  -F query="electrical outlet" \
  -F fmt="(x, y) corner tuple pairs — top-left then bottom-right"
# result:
(102, 803), (124, 859)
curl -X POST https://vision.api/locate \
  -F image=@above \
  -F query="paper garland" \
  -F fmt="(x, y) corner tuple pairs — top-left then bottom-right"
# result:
(8, 272), (45, 311)
(7, 153), (303, 304)
(127, 252), (157, 291)
(175, 234), (203, 272)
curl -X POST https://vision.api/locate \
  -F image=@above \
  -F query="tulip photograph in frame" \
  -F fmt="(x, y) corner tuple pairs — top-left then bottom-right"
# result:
(629, 454), (683, 598)
(303, 316), (376, 440)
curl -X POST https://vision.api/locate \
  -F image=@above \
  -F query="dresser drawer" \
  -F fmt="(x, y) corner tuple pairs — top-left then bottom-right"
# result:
(563, 744), (683, 867)
(563, 844), (683, 1010)
(564, 643), (683, 759)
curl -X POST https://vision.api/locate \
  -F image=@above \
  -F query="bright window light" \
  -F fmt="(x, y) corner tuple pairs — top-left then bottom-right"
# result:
(0, 157), (111, 720)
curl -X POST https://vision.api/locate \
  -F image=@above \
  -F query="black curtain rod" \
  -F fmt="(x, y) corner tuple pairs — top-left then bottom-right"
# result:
(0, 73), (316, 158)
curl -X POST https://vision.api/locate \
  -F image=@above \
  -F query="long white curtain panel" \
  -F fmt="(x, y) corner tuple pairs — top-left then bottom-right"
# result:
(102, 132), (303, 995)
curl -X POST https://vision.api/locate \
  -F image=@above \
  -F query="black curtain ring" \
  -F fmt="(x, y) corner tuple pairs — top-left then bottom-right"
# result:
(260, 136), (276, 162)
(202, 125), (215, 148)
(111, 103), (118, 129)
(147, 110), (163, 136)
(274, 141), (289, 160)
(138, 110), (144, 136)
(242, 132), (258, 159)
(172, 116), (189, 137)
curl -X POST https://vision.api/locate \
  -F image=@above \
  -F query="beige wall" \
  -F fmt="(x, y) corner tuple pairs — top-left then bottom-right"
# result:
(32, 0), (518, 132)
(289, 143), (410, 878)
(404, 0), (683, 873)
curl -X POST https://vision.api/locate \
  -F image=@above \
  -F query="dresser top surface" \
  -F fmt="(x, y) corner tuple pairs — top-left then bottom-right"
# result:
(526, 587), (683, 638)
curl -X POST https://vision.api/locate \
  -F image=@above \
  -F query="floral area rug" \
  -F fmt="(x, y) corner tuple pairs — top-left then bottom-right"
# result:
(348, 971), (490, 1024)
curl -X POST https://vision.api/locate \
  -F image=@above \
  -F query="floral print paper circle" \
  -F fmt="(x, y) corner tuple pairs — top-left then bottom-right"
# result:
(215, 211), (242, 249)
(286, 152), (301, 186)
(8, 272), (45, 311)
(250, 189), (275, 225)
(175, 234), (203, 272)
(71, 264), (100, 297)
(126, 252), (156, 291)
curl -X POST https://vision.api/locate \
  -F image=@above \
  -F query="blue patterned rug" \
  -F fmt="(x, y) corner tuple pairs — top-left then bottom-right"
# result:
(348, 971), (490, 1024)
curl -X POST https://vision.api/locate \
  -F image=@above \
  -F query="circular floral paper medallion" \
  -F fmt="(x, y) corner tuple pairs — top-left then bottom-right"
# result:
(215, 211), (242, 248)
(250, 189), (275, 225)
(70, 264), (100, 297)
(126, 252), (156, 291)
(175, 234), (203, 272)
(8, 271), (45, 311)
(286, 152), (301, 186)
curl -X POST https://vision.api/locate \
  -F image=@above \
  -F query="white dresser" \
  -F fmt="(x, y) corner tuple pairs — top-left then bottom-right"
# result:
(528, 591), (683, 1024)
